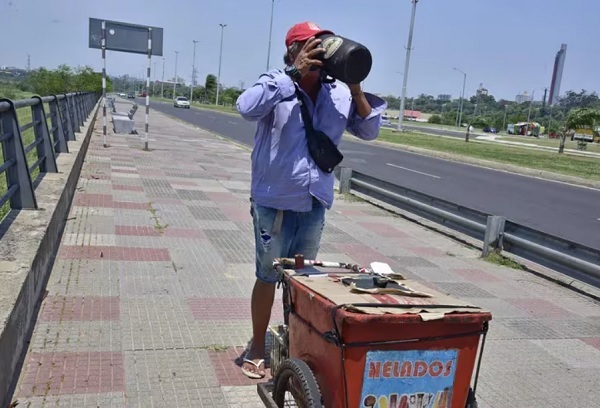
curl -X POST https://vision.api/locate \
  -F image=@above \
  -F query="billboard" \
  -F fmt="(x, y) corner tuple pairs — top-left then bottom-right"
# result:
(89, 18), (163, 56)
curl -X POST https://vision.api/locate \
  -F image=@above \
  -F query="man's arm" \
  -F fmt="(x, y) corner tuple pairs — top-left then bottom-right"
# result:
(236, 70), (296, 122)
(345, 83), (388, 140)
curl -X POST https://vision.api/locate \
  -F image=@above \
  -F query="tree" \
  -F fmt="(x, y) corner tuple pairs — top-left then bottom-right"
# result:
(204, 74), (218, 103)
(428, 114), (442, 124)
(559, 107), (600, 153)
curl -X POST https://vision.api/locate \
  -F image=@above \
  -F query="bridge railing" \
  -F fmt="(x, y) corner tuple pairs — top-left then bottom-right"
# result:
(0, 92), (99, 219)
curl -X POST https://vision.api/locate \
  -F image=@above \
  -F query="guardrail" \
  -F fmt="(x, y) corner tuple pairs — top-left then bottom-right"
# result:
(0, 92), (99, 215)
(339, 167), (600, 284)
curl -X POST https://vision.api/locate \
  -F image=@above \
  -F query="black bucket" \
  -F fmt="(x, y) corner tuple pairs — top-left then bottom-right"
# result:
(317, 34), (372, 84)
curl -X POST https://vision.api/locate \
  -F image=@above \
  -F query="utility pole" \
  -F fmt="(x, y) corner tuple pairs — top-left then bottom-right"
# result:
(502, 104), (508, 134)
(453, 67), (467, 128)
(526, 89), (535, 124)
(27, 54), (31, 71)
(216, 23), (227, 106)
(191, 40), (199, 103)
(173, 51), (179, 100)
(266, 0), (275, 71)
(161, 58), (165, 98)
(396, 0), (419, 132)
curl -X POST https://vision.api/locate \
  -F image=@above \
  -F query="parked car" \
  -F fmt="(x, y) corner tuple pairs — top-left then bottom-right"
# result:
(482, 126), (498, 133)
(127, 92), (135, 99)
(174, 96), (190, 109)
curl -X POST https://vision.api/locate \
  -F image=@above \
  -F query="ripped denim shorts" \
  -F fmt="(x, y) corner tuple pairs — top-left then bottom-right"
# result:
(250, 197), (325, 284)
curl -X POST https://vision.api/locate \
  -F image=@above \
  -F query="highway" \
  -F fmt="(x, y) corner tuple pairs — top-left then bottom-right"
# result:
(149, 101), (600, 250)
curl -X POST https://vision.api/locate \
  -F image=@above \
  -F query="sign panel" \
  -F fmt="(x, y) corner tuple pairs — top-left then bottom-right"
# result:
(360, 349), (458, 408)
(89, 18), (163, 56)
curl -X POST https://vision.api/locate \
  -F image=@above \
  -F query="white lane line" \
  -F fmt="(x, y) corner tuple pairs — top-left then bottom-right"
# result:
(386, 163), (441, 179)
(228, 121), (238, 125)
(208, 116), (216, 119)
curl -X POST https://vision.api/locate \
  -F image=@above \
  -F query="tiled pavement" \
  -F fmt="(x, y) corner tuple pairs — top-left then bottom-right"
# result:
(10, 104), (600, 407)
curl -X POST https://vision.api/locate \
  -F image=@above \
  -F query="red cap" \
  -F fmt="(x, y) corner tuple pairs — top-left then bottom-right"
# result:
(285, 22), (334, 48)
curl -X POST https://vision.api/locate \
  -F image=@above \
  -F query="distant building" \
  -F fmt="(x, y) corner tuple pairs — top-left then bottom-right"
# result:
(437, 94), (451, 101)
(476, 83), (488, 98)
(548, 44), (567, 106)
(516, 92), (533, 104)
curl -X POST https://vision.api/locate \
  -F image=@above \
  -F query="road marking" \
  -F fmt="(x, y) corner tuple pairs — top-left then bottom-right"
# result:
(208, 116), (216, 119)
(386, 163), (441, 179)
(228, 121), (238, 125)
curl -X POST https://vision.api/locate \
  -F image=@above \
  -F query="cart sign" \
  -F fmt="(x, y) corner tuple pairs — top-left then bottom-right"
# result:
(360, 349), (458, 408)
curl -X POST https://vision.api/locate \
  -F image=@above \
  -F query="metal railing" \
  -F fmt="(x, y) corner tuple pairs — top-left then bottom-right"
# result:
(339, 167), (600, 284)
(0, 92), (99, 215)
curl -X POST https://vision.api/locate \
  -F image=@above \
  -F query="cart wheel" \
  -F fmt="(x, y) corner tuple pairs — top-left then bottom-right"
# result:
(273, 358), (323, 408)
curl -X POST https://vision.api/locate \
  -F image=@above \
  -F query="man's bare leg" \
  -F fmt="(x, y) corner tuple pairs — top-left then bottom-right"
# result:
(242, 279), (276, 376)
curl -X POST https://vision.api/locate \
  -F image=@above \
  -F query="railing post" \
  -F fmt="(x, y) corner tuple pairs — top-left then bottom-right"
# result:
(49, 95), (68, 153)
(339, 167), (353, 194)
(68, 94), (80, 134)
(0, 98), (38, 209)
(78, 92), (85, 126)
(31, 96), (58, 173)
(482, 215), (506, 257)
(59, 94), (76, 141)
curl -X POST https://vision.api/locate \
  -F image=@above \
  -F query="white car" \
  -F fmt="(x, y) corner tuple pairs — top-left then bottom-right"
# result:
(174, 96), (190, 109)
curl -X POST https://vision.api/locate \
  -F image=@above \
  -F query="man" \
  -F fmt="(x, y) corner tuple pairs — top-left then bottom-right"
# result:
(236, 21), (387, 379)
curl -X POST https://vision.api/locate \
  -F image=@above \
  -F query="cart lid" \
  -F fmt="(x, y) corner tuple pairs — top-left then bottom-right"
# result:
(287, 270), (490, 321)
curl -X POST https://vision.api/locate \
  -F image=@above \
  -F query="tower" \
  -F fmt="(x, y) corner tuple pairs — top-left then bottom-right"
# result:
(548, 44), (567, 106)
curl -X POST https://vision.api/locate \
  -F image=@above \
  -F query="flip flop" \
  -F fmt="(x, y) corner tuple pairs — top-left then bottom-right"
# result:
(241, 358), (265, 379)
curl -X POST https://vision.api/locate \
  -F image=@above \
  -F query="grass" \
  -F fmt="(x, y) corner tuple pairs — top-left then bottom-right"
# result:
(1, 96), (54, 221)
(377, 129), (600, 181)
(499, 135), (600, 152)
(482, 251), (523, 270)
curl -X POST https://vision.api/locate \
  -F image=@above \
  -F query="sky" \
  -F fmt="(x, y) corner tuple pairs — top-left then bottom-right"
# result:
(1, 0), (598, 101)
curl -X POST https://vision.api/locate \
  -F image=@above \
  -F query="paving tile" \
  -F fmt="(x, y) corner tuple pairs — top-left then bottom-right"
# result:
(18, 352), (124, 397)
(188, 297), (283, 322)
(59, 246), (171, 261)
(41, 296), (120, 322)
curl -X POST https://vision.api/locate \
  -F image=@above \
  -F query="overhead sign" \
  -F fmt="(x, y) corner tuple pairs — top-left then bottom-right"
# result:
(88, 18), (163, 56)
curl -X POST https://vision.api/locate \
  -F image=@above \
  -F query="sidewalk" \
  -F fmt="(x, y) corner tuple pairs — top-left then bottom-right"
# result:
(10, 103), (600, 408)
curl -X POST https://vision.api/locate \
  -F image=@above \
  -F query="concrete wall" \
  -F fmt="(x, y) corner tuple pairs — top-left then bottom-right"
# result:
(0, 102), (99, 406)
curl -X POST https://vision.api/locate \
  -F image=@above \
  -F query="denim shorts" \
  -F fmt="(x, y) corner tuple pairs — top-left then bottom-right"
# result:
(251, 197), (326, 284)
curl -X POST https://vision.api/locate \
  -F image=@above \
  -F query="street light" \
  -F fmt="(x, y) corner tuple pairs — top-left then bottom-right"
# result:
(453, 67), (467, 128)
(216, 23), (227, 106)
(396, 0), (419, 132)
(266, 0), (275, 71)
(173, 51), (179, 100)
(161, 57), (165, 98)
(190, 40), (199, 103)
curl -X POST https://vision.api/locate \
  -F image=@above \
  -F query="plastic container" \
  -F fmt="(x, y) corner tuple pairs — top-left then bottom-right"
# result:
(317, 34), (373, 84)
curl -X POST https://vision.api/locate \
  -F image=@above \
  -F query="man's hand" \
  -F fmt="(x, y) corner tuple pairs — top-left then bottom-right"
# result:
(293, 37), (324, 78)
(348, 83), (362, 96)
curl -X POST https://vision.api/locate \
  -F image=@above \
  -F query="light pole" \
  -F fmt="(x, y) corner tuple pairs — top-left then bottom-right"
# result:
(453, 67), (467, 128)
(396, 0), (419, 132)
(502, 104), (508, 133)
(173, 51), (179, 100)
(216, 23), (227, 106)
(526, 89), (536, 124)
(191, 40), (199, 103)
(161, 58), (165, 98)
(266, 0), (275, 70)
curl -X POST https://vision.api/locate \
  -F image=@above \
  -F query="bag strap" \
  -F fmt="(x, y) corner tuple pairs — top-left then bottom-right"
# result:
(294, 85), (315, 134)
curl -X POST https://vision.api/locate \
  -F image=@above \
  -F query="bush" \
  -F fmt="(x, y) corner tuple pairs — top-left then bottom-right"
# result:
(428, 114), (442, 124)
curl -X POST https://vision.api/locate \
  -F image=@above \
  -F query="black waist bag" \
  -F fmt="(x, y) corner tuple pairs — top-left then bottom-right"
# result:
(295, 87), (343, 173)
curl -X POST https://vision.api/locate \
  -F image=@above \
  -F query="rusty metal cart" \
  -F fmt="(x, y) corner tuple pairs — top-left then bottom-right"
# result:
(257, 258), (491, 408)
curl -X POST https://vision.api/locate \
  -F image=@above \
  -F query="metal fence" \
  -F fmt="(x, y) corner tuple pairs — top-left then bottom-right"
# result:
(0, 92), (99, 215)
(339, 167), (600, 285)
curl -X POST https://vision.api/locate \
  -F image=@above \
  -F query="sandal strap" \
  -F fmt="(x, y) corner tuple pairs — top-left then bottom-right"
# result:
(243, 358), (265, 368)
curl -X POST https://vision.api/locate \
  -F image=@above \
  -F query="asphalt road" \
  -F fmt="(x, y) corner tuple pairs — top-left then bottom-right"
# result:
(149, 100), (600, 250)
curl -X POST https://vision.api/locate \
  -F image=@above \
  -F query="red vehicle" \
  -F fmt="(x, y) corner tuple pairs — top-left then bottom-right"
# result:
(258, 258), (492, 408)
